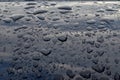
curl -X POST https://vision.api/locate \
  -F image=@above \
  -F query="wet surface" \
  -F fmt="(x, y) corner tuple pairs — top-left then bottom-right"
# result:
(0, 1), (120, 80)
